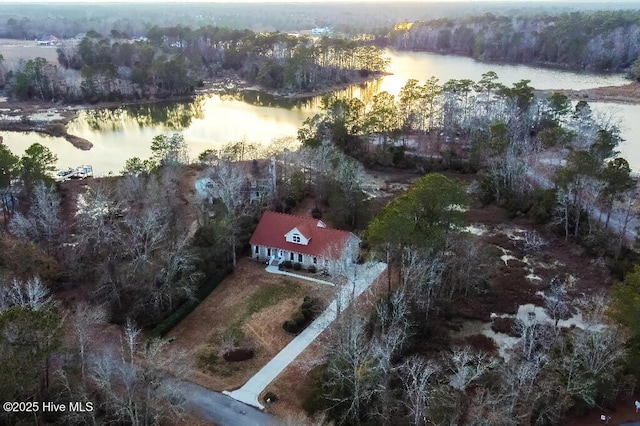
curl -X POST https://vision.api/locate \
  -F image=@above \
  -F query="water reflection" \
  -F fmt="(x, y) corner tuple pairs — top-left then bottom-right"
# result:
(379, 50), (629, 95)
(591, 102), (640, 171)
(78, 96), (206, 133)
(222, 77), (385, 110)
(2, 50), (638, 174)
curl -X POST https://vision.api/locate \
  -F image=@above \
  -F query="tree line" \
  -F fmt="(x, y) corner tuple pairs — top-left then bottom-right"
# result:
(299, 71), (634, 257)
(387, 10), (640, 72)
(0, 25), (388, 103)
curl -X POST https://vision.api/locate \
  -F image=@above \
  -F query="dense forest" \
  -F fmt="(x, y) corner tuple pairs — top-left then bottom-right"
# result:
(388, 10), (640, 72)
(0, 2), (611, 38)
(295, 74), (640, 425)
(1, 26), (387, 103)
(4, 3), (640, 425)
(2, 66), (640, 424)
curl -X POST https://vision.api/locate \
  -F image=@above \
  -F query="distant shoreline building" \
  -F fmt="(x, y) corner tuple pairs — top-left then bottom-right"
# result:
(36, 35), (60, 46)
(311, 27), (332, 36)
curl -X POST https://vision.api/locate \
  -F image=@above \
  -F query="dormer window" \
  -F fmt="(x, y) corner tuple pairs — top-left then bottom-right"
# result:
(286, 227), (309, 245)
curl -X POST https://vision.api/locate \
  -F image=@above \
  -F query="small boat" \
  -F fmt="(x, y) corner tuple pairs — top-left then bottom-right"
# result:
(55, 165), (93, 181)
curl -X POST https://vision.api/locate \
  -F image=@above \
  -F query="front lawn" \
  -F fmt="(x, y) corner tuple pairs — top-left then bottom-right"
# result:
(168, 258), (334, 391)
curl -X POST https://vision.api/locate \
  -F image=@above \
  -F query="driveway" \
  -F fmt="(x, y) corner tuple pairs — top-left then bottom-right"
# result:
(224, 261), (387, 409)
(181, 381), (277, 426)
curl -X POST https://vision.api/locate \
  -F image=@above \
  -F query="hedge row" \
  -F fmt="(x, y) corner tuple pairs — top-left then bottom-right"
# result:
(150, 270), (230, 338)
(279, 261), (317, 273)
(282, 296), (318, 334)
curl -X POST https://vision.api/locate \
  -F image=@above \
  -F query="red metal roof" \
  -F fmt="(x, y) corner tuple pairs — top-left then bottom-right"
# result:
(250, 211), (354, 259)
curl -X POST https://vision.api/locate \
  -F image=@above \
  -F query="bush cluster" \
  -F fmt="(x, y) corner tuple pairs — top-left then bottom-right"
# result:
(282, 296), (318, 334)
(223, 348), (254, 362)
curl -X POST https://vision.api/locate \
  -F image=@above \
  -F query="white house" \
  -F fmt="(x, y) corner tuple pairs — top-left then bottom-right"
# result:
(311, 27), (332, 36)
(250, 211), (360, 274)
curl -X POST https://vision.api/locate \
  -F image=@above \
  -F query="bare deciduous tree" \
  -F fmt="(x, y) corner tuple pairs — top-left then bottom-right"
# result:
(0, 276), (51, 312)
(544, 276), (570, 330)
(89, 336), (192, 426)
(398, 355), (440, 426)
(448, 347), (497, 392)
(202, 160), (248, 267)
(9, 182), (62, 253)
(72, 302), (107, 381)
(324, 314), (378, 425)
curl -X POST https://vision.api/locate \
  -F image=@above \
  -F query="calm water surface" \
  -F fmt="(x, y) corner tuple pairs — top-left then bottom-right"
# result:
(1, 50), (638, 174)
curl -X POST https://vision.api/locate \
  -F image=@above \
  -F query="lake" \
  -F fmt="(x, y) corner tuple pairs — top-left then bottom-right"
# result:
(1, 50), (638, 174)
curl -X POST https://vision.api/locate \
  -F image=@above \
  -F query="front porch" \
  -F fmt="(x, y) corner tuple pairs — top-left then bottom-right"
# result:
(253, 244), (324, 270)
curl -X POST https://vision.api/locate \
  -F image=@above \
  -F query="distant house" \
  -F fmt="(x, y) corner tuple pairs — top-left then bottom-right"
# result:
(195, 159), (276, 205)
(238, 159), (276, 204)
(311, 27), (332, 36)
(250, 211), (360, 274)
(36, 35), (60, 46)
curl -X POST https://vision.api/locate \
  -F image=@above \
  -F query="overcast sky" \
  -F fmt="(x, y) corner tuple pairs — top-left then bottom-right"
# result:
(10, 0), (640, 3)
(5, 0), (602, 3)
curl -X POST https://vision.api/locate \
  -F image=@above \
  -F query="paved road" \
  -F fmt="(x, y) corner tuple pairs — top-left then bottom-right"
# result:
(225, 262), (387, 409)
(181, 381), (277, 426)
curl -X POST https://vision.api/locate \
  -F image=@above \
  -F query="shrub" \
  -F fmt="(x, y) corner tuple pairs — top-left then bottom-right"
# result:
(199, 351), (218, 368)
(491, 317), (519, 337)
(263, 392), (278, 404)
(293, 262), (302, 271)
(283, 320), (298, 333)
(223, 348), (254, 362)
(311, 207), (322, 218)
(308, 265), (317, 273)
(302, 308), (313, 320)
(463, 334), (498, 354)
(293, 312), (306, 325)
(282, 260), (293, 269)
(283, 297), (318, 334)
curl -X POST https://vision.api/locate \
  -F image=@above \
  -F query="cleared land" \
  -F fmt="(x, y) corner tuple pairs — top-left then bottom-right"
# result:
(168, 258), (335, 392)
(551, 81), (640, 104)
(0, 38), (63, 64)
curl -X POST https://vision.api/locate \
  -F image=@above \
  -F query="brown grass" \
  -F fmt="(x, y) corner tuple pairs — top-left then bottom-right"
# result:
(553, 81), (640, 105)
(457, 204), (613, 323)
(0, 38), (63, 64)
(168, 258), (334, 392)
(262, 271), (388, 420)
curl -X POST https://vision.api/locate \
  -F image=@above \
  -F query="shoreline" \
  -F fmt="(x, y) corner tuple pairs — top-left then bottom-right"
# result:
(393, 48), (627, 75)
(537, 82), (640, 105)
(1, 76), (638, 153)
(0, 73), (386, 150)
(0, 107), (93, 150)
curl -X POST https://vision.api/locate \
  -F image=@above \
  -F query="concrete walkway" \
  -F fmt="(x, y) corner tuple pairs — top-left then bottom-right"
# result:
(265, 265), (335, 286)
(224, 261), (387, 409)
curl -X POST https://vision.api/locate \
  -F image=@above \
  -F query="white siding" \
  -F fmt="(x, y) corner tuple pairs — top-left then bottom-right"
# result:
(284, 227), (310, 245)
